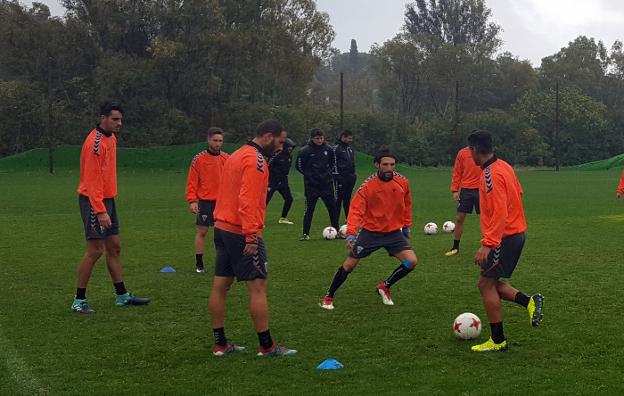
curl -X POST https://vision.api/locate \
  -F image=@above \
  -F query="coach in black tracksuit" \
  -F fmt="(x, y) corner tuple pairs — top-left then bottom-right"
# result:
(333, 130), (356, 221)
(267, 138), (295, 224)
(296, 128), (340, 240)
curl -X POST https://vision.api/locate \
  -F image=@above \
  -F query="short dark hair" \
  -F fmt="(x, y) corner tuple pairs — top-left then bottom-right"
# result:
(467, 129), (493, 155)
(255, 119), (284, 137)
(99, 102), (124, 117)
(207, 127), (224, 137)
(340, 129), (353, 138)
(310, 128), (324, 138)
(374, 151), (397, 164)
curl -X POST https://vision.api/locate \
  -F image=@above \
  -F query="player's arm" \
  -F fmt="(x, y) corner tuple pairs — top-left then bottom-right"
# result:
(238, 155), (265, 253)
(477, 173), (508, 263)
(617, 169), (624, 200)
(450, 151), (463, 201)
(185, 162), (200, 213)
(402, 181), (413, 238)
(345, 186), (367, 248)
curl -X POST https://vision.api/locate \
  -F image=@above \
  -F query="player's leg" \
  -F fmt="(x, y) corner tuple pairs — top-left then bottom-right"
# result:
(334, 178), (344, 221)
(278, 183), (294, 224)
(342, 178), (355, 219)
(321, 256), (360, 310)
(447, 211), (467, 256)
(104, 235), (150, 307)
(73, 239), (105, 313)
(321, 193), (340, 230)
(377, 237), (418, 305)
(209, 275), (242, 356)
(301, 193), (318, 240)
(194, 225), (209, 272)
(471, 275), (508, 352)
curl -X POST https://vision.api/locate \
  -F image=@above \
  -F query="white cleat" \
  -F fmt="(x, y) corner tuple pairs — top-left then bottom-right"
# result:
(376, 284), (395, 306)
(320, 296), (334, 310)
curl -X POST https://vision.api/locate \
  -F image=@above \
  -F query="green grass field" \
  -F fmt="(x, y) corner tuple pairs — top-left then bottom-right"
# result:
(2, 145), (624, 395)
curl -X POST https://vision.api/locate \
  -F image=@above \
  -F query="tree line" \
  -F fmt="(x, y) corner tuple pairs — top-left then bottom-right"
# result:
(1, 0), (623, 167)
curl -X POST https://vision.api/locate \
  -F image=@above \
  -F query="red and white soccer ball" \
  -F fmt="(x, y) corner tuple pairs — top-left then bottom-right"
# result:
(443, 221), (455, 233)
(453, 312), (482, 340)
(338, 224), (348, 238)
(424, 222), (438, 235)
(322, 226), (338, 240)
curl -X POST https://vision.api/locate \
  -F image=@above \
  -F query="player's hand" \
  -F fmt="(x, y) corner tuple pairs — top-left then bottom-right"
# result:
(617, 192), (623, 201)
(97, 212), (112, 229)
(190, 202), (199, 214)
(345, 235), (356, 250)
(243, 243), (258, 256)
(452, 191), (460, 202)
(474, 246), (491, 266)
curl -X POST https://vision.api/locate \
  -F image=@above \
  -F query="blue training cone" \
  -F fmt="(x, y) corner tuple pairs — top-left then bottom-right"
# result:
(317, 358), (344, 370)
(160, 266), (176, 273)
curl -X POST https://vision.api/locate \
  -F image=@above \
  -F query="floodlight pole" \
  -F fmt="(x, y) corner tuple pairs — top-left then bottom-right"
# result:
(555, 81), (560, 172)
(340, 72), (344, 130)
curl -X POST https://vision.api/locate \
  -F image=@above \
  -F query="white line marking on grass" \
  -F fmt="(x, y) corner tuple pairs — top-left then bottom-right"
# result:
(0, 324), (47, 395)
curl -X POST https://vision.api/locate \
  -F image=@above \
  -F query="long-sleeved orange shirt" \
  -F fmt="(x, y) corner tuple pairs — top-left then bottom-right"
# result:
(214, 143), (268, 242)
(77, 128), (117, 214)
(617, 170), (624, 194)
(451, 146), (482, 191)
(185, 150), (229, 202)
(346, 172), (412, 236)
(479, 156), (527, 248)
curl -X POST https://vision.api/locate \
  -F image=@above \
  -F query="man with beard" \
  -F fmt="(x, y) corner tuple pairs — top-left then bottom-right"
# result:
(266, 138), (296, 225)
(185, 127), (229, 273)
(320, 152), (418, 310)
(209, 119), (297, 357)
(296, 128), (340, 240)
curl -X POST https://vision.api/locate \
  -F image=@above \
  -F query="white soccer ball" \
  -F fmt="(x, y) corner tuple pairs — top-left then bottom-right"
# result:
(338, 224), (347, 238)
(443, 221), (455, 233)
(424, 222), (438, 235)
(322, 226), (338, 240)
(453, 312), (482, 340)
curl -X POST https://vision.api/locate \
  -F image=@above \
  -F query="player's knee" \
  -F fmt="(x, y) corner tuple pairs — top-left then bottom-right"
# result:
(401, 258), (417, 269)
(477, 277), (494, 293)
(87, 245), (105, 259)
(197, 228), (209, 237)
(455, 215), (465, 225)
(343, 261), (357, 272)
(106, 243), (121, 257)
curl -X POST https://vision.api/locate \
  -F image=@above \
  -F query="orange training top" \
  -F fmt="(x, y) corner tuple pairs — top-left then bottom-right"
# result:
(214, 142), (268, 242)
(451, 147), (482, 191)
(346, 172), (412, 236)
(479, 156), (527, 248)
(617, 170), (624, 194)
(185, 150), (229, 202)
(77, 127), (117, 214)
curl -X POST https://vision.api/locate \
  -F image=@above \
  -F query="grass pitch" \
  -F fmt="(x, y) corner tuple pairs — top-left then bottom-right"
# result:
(1, 145), (623, 395)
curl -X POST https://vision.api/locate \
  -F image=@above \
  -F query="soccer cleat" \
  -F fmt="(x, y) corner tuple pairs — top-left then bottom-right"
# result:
(320, 295), (334, 310)
(115, 292), (150, 306)
(299, 234), (310, 241)
(527, 293), (545, 327)
(445, 248), (459, 257)
(195, 266), (205, 273)
(375, 283), (394, 306)
(213, 342), (245, 357)
(278, 217), (294, 225)
(71, 299), (96, 314)
(471, 337), (508, 352)
(257, 343), (298, 357)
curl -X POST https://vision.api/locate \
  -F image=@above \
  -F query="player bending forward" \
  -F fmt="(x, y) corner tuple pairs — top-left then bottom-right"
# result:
(321, 152), (418, 310)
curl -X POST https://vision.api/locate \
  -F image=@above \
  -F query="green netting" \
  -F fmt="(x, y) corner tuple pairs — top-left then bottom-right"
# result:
(571, 153), (624, 171)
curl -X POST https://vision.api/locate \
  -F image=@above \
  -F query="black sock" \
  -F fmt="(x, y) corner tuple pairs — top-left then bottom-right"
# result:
(453, 239), (460, 250)
(114, 281), (127, 296)
(257, 329), (273, 350)
(76, 288), (86, 300)
(514, 291), (530, 308)
(213, 327), (227, 346)
(490, 322), (505, 343)
(327, 266), (351, 297)
(383, 264), (414, 288)
(196, 254), (204, 268)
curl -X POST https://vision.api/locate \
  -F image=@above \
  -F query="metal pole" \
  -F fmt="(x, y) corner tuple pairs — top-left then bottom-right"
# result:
(340, 72), (344, 130)
(555, 81), (560, 172)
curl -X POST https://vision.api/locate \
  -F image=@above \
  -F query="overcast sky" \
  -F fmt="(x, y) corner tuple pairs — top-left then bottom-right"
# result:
(40, 0), (623, 66)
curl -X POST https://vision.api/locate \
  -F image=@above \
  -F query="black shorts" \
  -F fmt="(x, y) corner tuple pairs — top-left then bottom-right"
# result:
(79, 194), (119, 240)
(214, 228), (268, 281)
(349, 229), (412, 259)
(457, 188), (480, 214)
(480, 233), (525, 279)
(197, 200), (216, 227)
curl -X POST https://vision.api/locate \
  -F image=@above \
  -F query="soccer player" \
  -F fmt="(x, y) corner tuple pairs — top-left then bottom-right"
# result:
(333, 130), (356, 222)
(320, 152), (417, 310)
(72, 102), (150, 314)
(185, 127), (230, 273)
(467, 130), (544, 352)
(296, 128), (340, 240)
(616, 169), (624, 200)
(446, 135), (483, 256)
(266, 138), (296, 225)
(209, 119), (297, 357)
